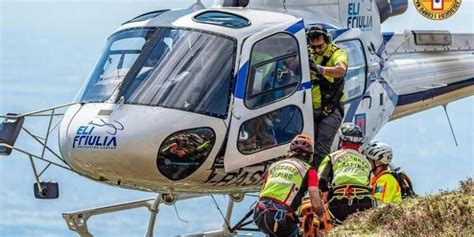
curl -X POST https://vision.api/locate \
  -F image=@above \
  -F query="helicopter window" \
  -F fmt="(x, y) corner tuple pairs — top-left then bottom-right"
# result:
(238, 105), (303, 154)
(123, 9), (170, 24)
(336, 40), (367, 102)
(121, 28), (236, 119)
(193, 11), (250, 28)
(157, 127), (216, 180)
(245, 33), (301, 109)
(77, 28), (156, 103)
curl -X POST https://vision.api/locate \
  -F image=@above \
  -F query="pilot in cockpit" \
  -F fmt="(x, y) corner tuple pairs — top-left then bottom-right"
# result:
(276, 56), (300, 84)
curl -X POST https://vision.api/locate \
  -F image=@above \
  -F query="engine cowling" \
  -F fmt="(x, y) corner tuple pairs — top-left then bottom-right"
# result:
(376, 0), (408, 23)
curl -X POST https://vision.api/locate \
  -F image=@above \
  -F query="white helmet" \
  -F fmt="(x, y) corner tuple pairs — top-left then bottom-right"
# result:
(363, 141), (393, 165)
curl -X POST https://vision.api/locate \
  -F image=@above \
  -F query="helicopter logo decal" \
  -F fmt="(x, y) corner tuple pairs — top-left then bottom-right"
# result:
(72, 119), (124, 149)
(89, 119), (124, 135)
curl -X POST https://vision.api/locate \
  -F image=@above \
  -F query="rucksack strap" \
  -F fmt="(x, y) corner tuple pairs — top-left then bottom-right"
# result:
(390, 170), (416, 198)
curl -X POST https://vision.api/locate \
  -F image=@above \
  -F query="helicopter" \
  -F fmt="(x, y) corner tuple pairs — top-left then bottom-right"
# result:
(1, 0), (473, 236)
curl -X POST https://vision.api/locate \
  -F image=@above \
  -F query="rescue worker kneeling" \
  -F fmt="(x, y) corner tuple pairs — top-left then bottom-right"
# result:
(363, 141), (402, 205)
(318, 123), (375, 224)
(254, 135), (324, 236)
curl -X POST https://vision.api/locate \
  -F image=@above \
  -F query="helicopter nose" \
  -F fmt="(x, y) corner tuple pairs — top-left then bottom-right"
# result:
(59, 104), (224, 185)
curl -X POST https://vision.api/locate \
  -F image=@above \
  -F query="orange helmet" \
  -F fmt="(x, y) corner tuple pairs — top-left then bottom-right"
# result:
(289, 135), (314, 154)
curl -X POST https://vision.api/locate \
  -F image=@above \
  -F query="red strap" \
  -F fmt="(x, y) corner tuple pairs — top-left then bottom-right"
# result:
(307, 168), (319, 187)
(344, 186), (353, 199)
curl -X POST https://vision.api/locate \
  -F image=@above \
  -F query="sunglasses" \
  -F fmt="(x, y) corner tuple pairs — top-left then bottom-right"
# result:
(311, 42), (326, 50)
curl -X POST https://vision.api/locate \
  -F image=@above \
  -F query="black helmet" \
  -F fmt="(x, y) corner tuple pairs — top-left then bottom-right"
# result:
(339, 123), (364, 144)
(306, 25), (331, 42)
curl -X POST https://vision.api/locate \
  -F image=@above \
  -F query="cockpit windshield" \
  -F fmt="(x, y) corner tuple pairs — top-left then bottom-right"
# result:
(122, 28), (236, 118)
(77, 28), (156, 103)
(77, 27), (236, 119)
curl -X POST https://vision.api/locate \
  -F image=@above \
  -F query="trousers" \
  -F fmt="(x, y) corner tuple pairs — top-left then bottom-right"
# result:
(253, 200), (299, 237)
(312, 108), (343, 169)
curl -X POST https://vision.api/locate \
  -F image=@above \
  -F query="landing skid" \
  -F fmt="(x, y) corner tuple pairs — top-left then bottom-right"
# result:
(63, 196), (160, 237)
(62, 193), (202, 236)
(61, 194), (258, 236)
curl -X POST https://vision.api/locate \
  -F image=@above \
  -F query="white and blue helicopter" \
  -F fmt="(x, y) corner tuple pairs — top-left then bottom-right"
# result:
(1, 0), (473, 236)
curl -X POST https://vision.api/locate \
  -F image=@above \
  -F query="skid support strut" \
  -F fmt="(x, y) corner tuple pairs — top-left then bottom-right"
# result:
(146, 194), (162, 237)
(62, 195), (161, 237)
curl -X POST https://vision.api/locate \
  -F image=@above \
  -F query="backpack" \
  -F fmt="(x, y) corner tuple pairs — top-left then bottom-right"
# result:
(391, 167), (416, 199)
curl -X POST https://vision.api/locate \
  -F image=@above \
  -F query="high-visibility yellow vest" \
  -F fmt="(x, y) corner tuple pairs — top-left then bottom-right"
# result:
(319, 149), (371, 187)
(371, 170), (402, 204)
(259, 158), (312, 207)
(308, 43), (348, 109)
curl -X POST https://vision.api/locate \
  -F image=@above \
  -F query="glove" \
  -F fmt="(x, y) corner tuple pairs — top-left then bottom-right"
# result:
(309, 59), (324, 75)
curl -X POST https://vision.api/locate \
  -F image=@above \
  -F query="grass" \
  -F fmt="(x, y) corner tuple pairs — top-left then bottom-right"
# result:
(329, 178), (474, 236)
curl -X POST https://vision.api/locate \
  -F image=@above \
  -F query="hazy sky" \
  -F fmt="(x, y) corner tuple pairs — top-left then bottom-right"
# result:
(1, 0), (473, 236)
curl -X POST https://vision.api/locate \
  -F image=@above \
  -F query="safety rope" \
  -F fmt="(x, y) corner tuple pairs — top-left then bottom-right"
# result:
(256, 199), (292, 233)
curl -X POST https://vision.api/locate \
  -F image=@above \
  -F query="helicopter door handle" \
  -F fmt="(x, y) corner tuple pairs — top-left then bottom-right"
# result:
(362, 95), (372, 109)
(232, 112), (241, 120)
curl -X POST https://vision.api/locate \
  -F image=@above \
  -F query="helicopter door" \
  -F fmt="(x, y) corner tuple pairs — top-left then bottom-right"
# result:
(224, 19), (314, 172)
(334, 37), (381, 142)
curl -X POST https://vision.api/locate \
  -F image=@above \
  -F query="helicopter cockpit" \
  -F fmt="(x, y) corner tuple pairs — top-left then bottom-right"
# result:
(76, 27), (236, 119)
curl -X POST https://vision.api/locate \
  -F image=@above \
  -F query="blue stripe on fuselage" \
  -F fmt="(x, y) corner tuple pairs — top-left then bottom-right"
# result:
(382, 32), (395, 45)
(397, 77), (474, 106)
(285, 20), (305, 34)
(331, 29), (349, 40)
(343, 97), (365, 123)
(298, 81), (312, 90)
(234, 61), (249, 99)
(380, 80), (399, 106)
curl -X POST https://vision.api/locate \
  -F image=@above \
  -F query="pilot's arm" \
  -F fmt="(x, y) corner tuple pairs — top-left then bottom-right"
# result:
(310, 48), (348, 79)
(307, 168), (324, 218)
(319, 61), (346, 78)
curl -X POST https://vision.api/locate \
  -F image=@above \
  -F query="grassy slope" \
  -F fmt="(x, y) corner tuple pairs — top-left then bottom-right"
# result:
(330, 178), (474, 236)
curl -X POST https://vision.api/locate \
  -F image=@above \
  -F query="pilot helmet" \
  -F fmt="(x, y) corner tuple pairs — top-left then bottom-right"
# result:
(306, 25), (332, 43)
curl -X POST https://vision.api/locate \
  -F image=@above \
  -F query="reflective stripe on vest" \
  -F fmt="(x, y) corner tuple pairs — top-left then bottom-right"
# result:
(259, 158), (311, 207)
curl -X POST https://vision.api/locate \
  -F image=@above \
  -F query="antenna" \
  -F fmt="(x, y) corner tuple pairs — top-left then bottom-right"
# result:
(214, 0), (250, 7)
(442, 104), (458, 147)
(189, 0), (205, 11)
(173, 204), (189, 223)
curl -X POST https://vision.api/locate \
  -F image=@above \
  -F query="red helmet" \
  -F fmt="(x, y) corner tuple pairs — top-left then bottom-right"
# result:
(289, 135), (314, 154)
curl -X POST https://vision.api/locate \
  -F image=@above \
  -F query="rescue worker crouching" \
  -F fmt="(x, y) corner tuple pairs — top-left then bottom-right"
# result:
(317, 123), (375, 225)
(306, 25), (348, 169)
(363, 141), (402, 205)
(254, 135), (324, 236)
